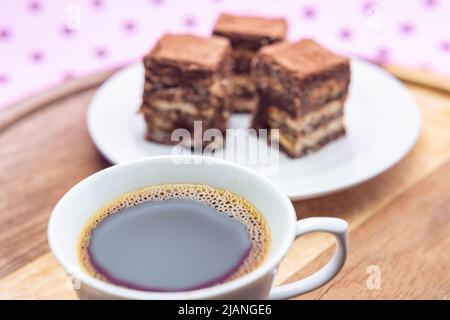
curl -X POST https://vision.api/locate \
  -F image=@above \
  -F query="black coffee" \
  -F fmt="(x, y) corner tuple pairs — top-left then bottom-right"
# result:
(79, 184), (270, 292)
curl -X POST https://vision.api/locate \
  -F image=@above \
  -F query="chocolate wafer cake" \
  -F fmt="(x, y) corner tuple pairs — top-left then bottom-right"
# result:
(141, 34), (232, 148)
(213, 14), (287, 112)
(251, 39), (350, 158)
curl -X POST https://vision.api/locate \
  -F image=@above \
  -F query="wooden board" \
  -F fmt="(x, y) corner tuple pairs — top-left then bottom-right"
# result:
(1, 66), (450, 300)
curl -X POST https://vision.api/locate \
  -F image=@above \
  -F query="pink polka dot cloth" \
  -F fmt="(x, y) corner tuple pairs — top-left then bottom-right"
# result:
(0, 0), (449, 108)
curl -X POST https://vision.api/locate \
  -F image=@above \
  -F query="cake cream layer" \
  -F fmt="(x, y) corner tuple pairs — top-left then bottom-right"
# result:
(145, 126), (225, 149)
(143, 68), (215, 90)
(142, 100), (216, 118)
(229, 74), (258, 112)
(142, 101), (228, 128)
(271, 117), (345, 157)
(143, 66), (232, 94)
(143, 77), (227, 101)
(141, 101), (230, 130)
(230, 74), (256, 97)
(143, 108), (227, 147)
(141, 76), (227, 118)
(266, 97), (345, 134)
(254, 70), (348, 114)
(306, 79), (346, 106)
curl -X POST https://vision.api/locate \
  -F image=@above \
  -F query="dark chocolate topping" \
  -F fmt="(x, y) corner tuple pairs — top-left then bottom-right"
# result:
(259, 39), (349, 80)
(213, 14), (287, 39)
(147, 34), (231, 71)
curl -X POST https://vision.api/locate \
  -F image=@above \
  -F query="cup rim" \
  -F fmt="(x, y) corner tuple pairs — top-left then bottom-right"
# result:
(48, 155), (296, 299)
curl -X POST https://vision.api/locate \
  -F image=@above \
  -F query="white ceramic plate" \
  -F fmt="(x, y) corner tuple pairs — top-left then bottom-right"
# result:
(87, 60), (421, 200)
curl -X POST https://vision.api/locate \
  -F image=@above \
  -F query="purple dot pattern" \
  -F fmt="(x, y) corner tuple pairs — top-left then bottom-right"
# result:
(400, 22), (415, 35)
(28, 1), (42, 12)
(0, 28), (11, 40)
(184, 16), (197, 27)
(61, 25), (75, 37)
(0, 75), (8, 84)
(91, 0), (104, 8)
(423, 0), (439, 8)
(440, 41), (450, 52)
(30, 51), (44, 63)
(302, 6), (317, 19)
(95, 47), (108, 58)
(123, 20), (137, 32)
(0, 0), (449, 109)
(339, 28), (353, 40)
(362, 1), (377, 14)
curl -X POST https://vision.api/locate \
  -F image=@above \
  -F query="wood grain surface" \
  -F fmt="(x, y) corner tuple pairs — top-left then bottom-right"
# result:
(0, 67), (449, 300)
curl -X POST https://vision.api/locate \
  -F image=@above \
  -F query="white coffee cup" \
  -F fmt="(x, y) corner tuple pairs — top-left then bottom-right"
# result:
(48, 155), (348, 299)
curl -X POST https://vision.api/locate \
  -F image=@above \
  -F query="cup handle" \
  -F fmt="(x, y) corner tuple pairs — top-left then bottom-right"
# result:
(268, 217), (348, 300)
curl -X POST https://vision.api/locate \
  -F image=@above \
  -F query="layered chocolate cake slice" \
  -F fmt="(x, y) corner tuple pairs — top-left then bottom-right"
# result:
(141, 34), (232, 148)
(213, 14), (287, 112)
(251, 39), (350, 158)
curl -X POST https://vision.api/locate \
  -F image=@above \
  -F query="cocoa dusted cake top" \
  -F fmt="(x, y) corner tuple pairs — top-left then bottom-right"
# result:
(148, 34), (231, 71)
(213, 14), (287, 39)
(259, 39), (349, 79)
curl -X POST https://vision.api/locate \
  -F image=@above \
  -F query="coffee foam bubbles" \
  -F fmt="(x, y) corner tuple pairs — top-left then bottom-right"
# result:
(79, 184), (271, 287)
